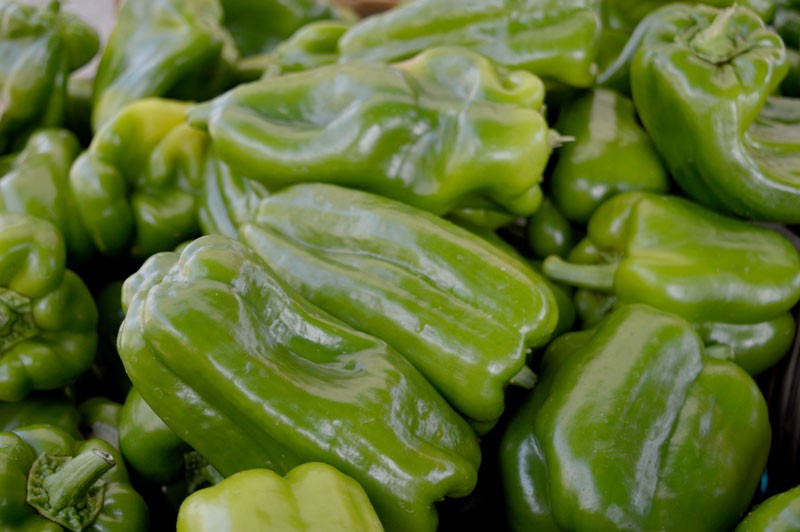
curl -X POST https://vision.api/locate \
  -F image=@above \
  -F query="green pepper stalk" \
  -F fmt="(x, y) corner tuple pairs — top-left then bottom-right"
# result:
(0, 424), (148, 531)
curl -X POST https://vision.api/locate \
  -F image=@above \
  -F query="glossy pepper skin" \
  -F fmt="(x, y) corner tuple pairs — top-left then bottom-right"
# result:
(91, 0), (237, 132)
(70, 99), (209, 258)
(736, 484), (800, 531)
(177, 463), (384, 532)
(501, 304), (771, 532)
(253, 20), (350, 80)
(526, 199), (576, 260)
(198, 149), (270, 240)
(542, 192), (800, 375)
(0, 424), (148, 531)
(119, 388), (189, 485)
(240, 184), (557, 425)
(549, 88), (668, 224)
(0, 214), (97, 402)
(0, 1), (98, 153)
(0, 128), (92, 260)
(628, 5), (800, 223)
(118, 235), (480, 531)
(78, 398), (122, 450)
(337, 0), (602, 88)
(188, 46), (551, 217)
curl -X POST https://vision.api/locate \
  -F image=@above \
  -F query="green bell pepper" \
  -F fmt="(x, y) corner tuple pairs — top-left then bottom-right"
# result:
(0, 391), (80, 438)
(70, 98), (210, 258)
(0, 424), (148, 531)
(736, 484), (800, 531)
(177, 463), (383, 531)
(501, 304), (770, 531)
(239, 184), (557, 426)
(189, 46), (551, 217)
(0, 214), (97, 402)
(91, 0), (237, 132)
(627, 4), (800, 223)
(526, 198), (577, 260)
(252, 20), (350, 80)
(337, 0), (602, 88)
(220, 0), (335, 58)
(119, 388), (190, 485)
(549, 88), (668, 224)
(542, 192), (800, 375)
(198, 148), (270, 240)
(118, 234), (480, 531)
(0, 128), (93, 260)
(0, 1), (98, 153)
(78, 398), (121, 450)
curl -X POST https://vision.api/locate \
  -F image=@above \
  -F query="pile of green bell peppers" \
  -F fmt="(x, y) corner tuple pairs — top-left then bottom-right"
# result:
(3, 0), (800, 530)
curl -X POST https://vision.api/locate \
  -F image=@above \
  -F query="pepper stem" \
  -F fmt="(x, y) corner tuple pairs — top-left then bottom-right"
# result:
(690, 7), (738, 64)
(542, 256), (617, 292)
(42, 449), (115, 512)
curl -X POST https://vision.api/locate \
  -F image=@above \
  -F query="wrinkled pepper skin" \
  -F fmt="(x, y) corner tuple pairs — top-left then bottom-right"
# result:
(736, 484), (800, 531)
(70, 99), (209, 258)
(220, 0), (335, 58)
(0, 1), (98, 153)
(240, 184), (557, 425)
(189, 46), (551, 217)
(91, 0), (237, 132)
(549, 88), (668, 224)
(0, 424), (148, 531)
(198, 149), (270, 240)
(177, 463), (384, 532)
(501, 304), (771, 531)
(628, 5), (800, 223)
(118, 235), (480, 532)
(0, 214), (97, 402)
(337, 0), (602, 88)
(0, 392), (80, 438)
(542, 192), (800, 375)
(0, 128), (92, 259)
(119, 388), (189, 485)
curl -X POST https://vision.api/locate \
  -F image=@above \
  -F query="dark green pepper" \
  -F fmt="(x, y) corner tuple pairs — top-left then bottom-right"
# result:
(189, 46), (551, 217)
(220, 0), (336, 58)
(337, 0), (602, 88)
(92, 0), (237, 132)
(0, 391), (80, 438)
(118, 235), (480, 531)
(549, 88), (668, 224)
(542, 192), (800, 374)
(119, 388), (190, 485)
(240, 184), (557, 426)
(501, 304), (770, 531)
(736, 484), (800, 531)
(0, 214), (97, 402)
(628, 4), (800, 223)
(70, 98), (209, 258)
(0, 1), (98, 152)
(78, 398), (121, 450)
(0, 128), (92, 260)
(0, 424), (148, 531)
(526, 198), (577, 259)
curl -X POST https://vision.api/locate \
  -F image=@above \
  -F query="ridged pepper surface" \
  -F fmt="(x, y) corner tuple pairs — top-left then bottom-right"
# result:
(188, 46), (551, 217)
(117, 234), (480, 532)
(239, 183), (557, 426)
